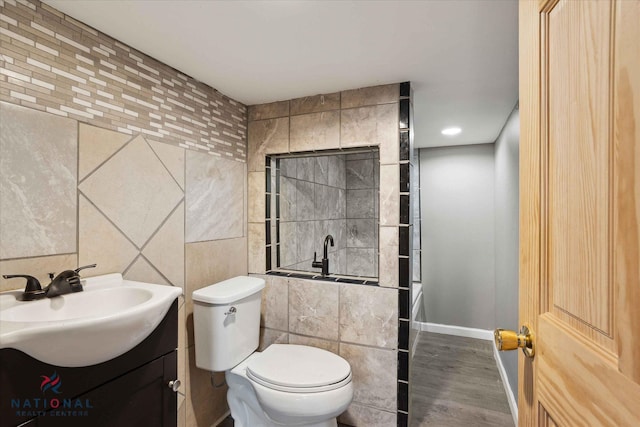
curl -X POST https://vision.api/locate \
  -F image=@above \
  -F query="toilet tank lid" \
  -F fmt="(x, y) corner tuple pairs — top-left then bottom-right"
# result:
(192, 276), (265, 304)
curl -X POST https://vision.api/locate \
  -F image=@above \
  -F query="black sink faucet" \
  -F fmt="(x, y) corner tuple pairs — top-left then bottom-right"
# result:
(312, 235), (334, 276)
(45, 264), (96, 298)
(2, 264), (97, 300)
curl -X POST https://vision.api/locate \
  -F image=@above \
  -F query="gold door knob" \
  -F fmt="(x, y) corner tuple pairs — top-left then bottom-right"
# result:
(494, 325), (535, 358)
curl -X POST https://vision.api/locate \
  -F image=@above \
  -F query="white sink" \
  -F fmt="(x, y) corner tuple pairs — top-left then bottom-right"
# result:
(0, 273), (182, 367)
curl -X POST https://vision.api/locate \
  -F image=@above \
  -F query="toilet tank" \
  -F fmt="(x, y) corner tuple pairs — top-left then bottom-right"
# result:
(192, 276), (265, 371)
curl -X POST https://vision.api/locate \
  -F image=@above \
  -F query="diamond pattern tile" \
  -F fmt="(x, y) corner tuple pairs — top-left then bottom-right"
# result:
(78, 194), (138, 276)
(79, 135), (184, 248)
(148, 139), (185, 190)
(124, 256), (171, 286)
(142, 202), (185, 288)
(79, 123), (130, 181)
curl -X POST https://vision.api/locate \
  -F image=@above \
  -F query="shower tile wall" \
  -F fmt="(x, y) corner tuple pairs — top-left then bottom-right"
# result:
(277, 152), (379, 277)
(247, 83), (406, 425)
(258, 274), (399, 425)
(412, 149), (421, 282)
(279, 155), (347, 273)
(0, 2), (250, 425)
(345, 152), (379, 277)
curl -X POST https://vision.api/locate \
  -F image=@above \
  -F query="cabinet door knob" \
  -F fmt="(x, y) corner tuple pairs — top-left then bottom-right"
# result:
(168, 380), (181, 392)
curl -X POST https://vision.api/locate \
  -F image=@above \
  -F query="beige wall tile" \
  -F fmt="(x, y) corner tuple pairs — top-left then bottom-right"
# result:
(124, 256), (171, 286)
(339, 343), (397, 411)
(339, 285), (397, 348)
(185, 345), (228, 427)
(340, 106), (377, 149)
(290, 110), (340, 152)
(289, 278), (339, 340)
(0, 102), (77, 259)
(290, 92), (340, 115)
(247, 172), (266, 223)
(248, 223), (266, 274)
(185, 237), (248, 345)
(259, 328), (288, 351)
(141, 202), (185, 288)
(177, 393), (186, 427)
(186, 151), (244, 242)
(79, 123), (130, 181)
(79, 135), (184, 248)
(249, 100), (290, 121)
(376, 104), (400, 164)
(147, 139), (186, 190)
(341, 84), (399, 109)
(379, 226), (399, 288)
(0, 253), (77, 292)
(379, 164), (399, 226)
(78, 194), (139, 277)
(261, 275), (288, 330)
(338, 402), (397, 427)
(247, 117), (289, 172)
(340, 104), (397, 151)
(289, 334), (339, 354)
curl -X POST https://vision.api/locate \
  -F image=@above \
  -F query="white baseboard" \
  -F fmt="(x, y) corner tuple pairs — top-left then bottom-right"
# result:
(417, 322), (494, 341)
(493, 345), (518, 426)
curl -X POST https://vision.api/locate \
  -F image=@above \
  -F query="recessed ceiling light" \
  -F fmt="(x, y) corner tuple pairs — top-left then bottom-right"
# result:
(441, 127), (462, 136)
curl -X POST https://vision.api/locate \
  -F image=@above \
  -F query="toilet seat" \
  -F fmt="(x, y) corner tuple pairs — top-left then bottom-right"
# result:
(246, 344), (352, 393)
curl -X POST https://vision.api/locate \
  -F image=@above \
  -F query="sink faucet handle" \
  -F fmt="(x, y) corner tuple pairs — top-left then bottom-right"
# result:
(3, 274), (46, 300)
(2, 274), (42, 291)
(74, 264), (97, 274)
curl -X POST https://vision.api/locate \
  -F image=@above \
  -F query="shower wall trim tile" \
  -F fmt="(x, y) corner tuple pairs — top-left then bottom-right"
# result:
(0, 0), (247, 160)
(396, 81), (413, 427)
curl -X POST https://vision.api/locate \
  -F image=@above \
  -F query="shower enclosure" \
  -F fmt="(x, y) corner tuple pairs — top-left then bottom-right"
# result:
(267, 149), (379, 279)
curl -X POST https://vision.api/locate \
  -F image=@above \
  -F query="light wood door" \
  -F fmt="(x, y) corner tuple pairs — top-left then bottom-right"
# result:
(519, 0), (640, 426)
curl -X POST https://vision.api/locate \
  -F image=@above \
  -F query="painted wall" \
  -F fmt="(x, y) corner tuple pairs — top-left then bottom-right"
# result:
(494, 107), (519, 400)
(419, 144), (496, 329)
(0, 1), (248, 426)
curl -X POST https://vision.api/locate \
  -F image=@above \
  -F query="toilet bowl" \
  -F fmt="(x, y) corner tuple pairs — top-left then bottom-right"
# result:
(192, 277), (353, 426)
(227, 345), (353, 426)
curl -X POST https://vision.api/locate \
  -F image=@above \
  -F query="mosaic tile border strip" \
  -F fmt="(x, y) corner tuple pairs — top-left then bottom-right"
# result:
(397, 80), (412, 427)
(0, 0), (247, 160)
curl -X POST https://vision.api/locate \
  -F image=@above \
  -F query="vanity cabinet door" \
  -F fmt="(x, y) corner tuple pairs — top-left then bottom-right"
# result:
(34, 351), (177, 427)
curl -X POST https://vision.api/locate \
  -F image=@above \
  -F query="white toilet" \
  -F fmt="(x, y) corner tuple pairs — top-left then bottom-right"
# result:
(192, 276), (353, 427)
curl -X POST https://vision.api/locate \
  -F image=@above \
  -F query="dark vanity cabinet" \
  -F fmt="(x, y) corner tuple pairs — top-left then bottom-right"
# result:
(0, 300), (179, 427)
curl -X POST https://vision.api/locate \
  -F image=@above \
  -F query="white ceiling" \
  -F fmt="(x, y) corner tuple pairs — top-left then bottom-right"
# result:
(45, 0), (518, 148)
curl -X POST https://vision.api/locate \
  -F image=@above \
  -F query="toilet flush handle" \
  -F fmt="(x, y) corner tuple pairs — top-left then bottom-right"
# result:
(225, 306), (237, 316)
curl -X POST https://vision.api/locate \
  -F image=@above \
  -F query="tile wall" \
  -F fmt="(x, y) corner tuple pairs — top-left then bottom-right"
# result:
(0, 102), (248, 427)
(0, 2), (251, 426)
(247, 83), (415, 426)
(276, 151), (379, 277)
(258, 274), (399, 426)
(278, 154), (347, 273)
(412, 149), (421, 283)
(0, 0), (246, 160)
(345, 151), (379, 277)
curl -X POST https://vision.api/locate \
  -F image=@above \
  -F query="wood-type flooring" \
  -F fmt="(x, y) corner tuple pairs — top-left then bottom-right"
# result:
(410, 332), (514, 426)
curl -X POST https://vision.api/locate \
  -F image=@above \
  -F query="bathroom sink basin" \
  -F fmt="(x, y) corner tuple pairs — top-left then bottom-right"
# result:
(0, 273), (182, 367)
